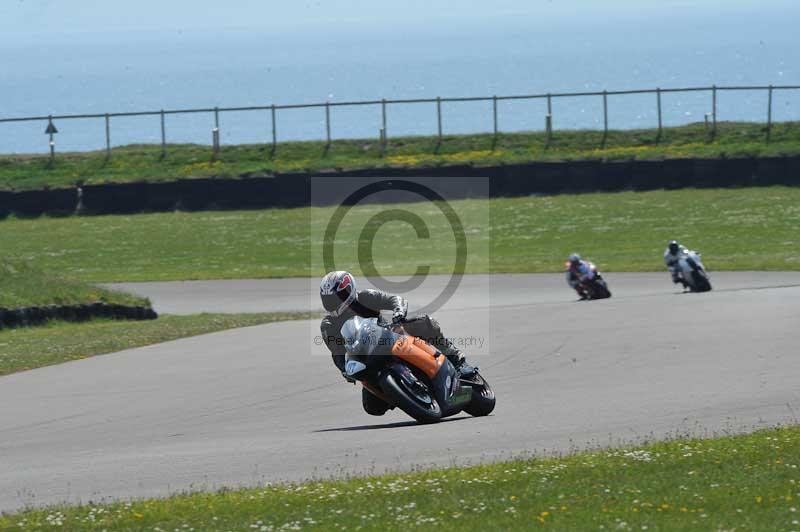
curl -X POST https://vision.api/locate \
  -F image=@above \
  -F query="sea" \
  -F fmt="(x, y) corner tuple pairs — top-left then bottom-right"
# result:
(2, 4), (798, 154)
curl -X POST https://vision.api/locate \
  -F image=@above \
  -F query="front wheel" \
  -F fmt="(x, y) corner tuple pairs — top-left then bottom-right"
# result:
(379, 370), (442, 423)
(463, 372), (496, 417)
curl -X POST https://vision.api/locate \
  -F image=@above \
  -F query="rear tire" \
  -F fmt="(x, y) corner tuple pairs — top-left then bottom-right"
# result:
(379, 371), (441, 423)
(691, 270), (712, 292)
(463, 372), (496, 417)
(589, 279), (612, 299)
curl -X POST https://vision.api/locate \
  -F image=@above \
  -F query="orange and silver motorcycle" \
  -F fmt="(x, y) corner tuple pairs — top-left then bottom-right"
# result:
(341, 316), (495, 423)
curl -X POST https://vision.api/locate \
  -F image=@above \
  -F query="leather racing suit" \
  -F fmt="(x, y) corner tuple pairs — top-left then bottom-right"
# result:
(664, 244), (690, 284)
(320, 289), (465, 374)
(566, 260), (597, 296)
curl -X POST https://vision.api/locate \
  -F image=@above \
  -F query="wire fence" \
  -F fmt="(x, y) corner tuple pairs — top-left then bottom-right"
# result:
(1, 84), (798, 161)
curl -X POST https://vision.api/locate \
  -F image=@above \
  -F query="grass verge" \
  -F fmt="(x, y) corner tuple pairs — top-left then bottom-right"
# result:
(0, 121), (798, 190)
(0, 187), (798, 281)
(0, 312), (315, 376)
(0, 260), (147, 308)
(2, 425), (798, 530)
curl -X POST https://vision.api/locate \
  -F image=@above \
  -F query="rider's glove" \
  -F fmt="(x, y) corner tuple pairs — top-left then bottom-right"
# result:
(391, 309), (407, 325)
(341, 370), (356, 384)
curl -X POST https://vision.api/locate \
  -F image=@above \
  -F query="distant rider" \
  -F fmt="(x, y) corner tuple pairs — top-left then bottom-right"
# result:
(663, 240), (690, 287)
(319, 271), (474, 416)
(565, 253), (600, 300)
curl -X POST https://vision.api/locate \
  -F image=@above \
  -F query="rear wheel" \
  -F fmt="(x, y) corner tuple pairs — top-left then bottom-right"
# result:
(379, 370), (441, 423)
(691, 270), (712, 292)
(463, 372), (496, 417)
(588, 279), (611, 299)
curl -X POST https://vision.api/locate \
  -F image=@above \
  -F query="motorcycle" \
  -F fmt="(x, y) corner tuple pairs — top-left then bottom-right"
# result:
(341, 316), (496, 424)
(567, 262), (612, 300)
(676, 251), (712, 292)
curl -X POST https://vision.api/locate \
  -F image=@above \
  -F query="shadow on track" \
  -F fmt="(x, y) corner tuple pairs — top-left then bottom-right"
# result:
(313, 415), (474, 433)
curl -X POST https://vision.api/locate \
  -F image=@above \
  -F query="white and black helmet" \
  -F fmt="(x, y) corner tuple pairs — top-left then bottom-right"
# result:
(320, 271), (358, 317)
(668, 240), (680, 255)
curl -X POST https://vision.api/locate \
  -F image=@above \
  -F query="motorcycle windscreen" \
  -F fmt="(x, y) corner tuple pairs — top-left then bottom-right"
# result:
(340, 316), (398, 358)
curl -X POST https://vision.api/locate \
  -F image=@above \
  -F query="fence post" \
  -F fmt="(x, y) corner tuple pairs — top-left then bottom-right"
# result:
(546, 93), (553, 145)
(711, 85), (717, 137)
(104, 113), (111, 160)
(325, 101), (331, 147)
(602, 90), (608, 143)
(212, 107), (220, 157)
(381, 98), (387, 154)
(436, 96), (442, 142)
(656, 87), (663, 140)
(160, 110), (166, 159)
(492, 95), (498, 138)
(48, 114), (55, 166)
(271, 105), (277, 154)
(766, 84), (773, 142)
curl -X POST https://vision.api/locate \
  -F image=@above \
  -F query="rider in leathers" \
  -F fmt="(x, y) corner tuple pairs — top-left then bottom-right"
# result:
(319, 271), (471, 416)
(565, 253), (597, 299)
(664, 240), (690, 287)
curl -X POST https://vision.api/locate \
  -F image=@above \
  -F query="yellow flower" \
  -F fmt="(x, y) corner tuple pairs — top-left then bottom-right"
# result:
(387, 154), (423, 166)
(441, 149), (500, 163)
(756, 496), (763, 503)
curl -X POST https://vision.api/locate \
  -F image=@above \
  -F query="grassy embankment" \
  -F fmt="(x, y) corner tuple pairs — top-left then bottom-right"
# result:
(0, 261), (316, 375)
(0, 260), (146, 308)
(2, 425), (798, 530)
(0, 187), (797, 282)
(0, 121), (797, 190)
(0, 311), (315, 376)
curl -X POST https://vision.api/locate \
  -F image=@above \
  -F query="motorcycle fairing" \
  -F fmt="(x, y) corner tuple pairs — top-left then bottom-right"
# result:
(390, 335), (445, 379)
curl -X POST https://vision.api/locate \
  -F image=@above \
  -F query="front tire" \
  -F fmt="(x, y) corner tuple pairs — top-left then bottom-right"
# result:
(463, 372), (496, 417)
(379, 371), (442, 423)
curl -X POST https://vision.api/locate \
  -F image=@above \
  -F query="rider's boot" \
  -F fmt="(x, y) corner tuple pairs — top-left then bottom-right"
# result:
(442, 341), (476, 377)
(362, 388), (390, 416)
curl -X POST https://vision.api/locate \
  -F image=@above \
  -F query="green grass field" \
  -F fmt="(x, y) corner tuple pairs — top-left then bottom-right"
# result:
(0, 187), (797, 282)
(0, 121), (797, 190)
(0, 312), (315, 375)
(2, 425), (797, 531)
(0, 260), (147, 308)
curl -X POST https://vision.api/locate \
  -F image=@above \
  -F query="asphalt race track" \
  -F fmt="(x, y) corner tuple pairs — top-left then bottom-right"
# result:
(2, 272), (799, 511)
